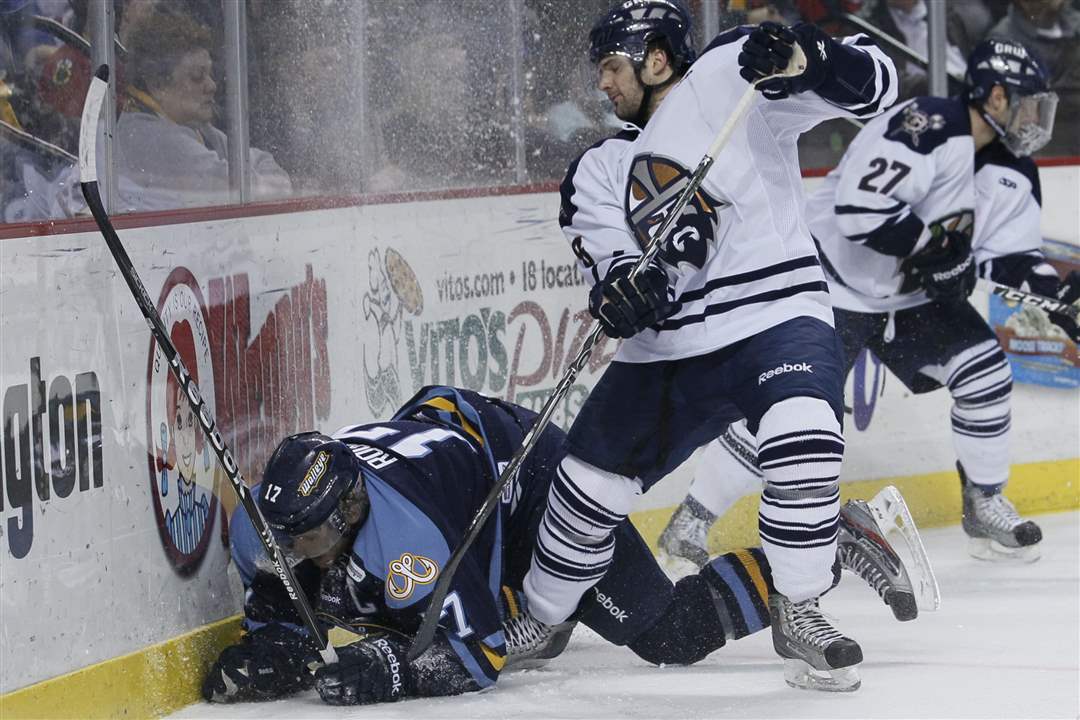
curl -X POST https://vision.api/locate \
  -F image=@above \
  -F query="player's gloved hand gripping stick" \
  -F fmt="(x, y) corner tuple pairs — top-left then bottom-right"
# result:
(78, 65), (338, 666)
(407, 39), (811, 661)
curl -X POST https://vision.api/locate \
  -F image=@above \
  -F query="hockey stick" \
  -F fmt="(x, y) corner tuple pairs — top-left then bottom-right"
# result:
(407, 46), (810, 661)
(977, 278), (1078, 323)
(78, 65), (337, 665)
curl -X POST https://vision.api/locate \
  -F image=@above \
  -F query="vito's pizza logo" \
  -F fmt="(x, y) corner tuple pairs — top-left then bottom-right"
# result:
(146, 267), (220, 576)
(625, 154), (727, 273)
(386, 552), (439, 600)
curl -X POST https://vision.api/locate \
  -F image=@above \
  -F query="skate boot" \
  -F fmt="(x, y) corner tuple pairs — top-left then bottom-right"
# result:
(657, 497), (715, 578)
(960, 464), (1042, 562)
(769, 593), (862, 692)
(502, 608), (576, 670)
(838, 498), (918, 621)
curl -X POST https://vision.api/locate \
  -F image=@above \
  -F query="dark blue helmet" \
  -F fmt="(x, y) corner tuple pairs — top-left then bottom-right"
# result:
(589, 0), (696, 72)
(259, 431), (364, 536)
(964, 37), (1051, 104)
(964, 38), (1057, 157)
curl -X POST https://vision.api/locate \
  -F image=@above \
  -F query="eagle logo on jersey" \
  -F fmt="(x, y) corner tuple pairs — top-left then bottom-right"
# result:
(889, 102), (946, 148)
(386, 552), (439, 600)
(624, 154), (727, 273)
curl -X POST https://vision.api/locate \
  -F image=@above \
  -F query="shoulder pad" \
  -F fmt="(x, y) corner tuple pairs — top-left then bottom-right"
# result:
(560, 130), (638, 228)
(975, 142), (1041, 205)
(884, 97), (971, 155)
(701, 25), (753, 55)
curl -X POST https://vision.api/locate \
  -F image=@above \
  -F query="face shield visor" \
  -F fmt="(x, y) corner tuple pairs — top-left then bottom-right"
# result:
(1001, 91), (1058, 157)
(268, 480), (368, 567)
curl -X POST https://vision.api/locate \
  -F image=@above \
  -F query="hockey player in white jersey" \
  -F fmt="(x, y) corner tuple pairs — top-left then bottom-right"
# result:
(660, 37), (1074, 571)
(519, 0), (899, 692)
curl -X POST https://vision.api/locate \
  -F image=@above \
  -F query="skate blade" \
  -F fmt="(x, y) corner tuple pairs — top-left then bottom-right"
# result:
(657, 550), (701, 581)
(782, 658), (861, 693)
(967, 537), (1041, 563)
(868, 486), (941, 611)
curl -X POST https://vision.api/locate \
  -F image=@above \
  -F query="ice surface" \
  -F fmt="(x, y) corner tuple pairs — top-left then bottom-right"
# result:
(171, 511), (1079, 720)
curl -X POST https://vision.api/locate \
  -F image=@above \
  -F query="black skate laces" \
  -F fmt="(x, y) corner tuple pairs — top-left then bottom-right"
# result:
(839, 545), (890, 600)
(784, 600), (845, 648)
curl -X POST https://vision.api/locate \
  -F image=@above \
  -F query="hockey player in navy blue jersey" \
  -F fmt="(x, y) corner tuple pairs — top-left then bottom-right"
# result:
(660, 37), (1072, 571)
(524, 0), (899, 693)
(200, 386), (921, 705)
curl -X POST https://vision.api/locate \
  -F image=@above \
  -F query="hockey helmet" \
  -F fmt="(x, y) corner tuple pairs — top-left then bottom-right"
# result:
(589, 0), (696, 72)
(964, 38), (1057, 156)
(259, 431), (367, 562)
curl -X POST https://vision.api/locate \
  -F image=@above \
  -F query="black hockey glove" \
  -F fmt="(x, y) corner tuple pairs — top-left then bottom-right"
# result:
(1048, 270), (1080, 343)
(315, 636), (413, 706)
(202, 623), (317, 703)
(738, 22), (831, 100)
(589, 261), (680, 339)
(903, 229), (976, 302)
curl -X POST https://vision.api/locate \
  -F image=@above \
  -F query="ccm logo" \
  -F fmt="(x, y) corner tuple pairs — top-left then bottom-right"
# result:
(758, 362), (813, 385)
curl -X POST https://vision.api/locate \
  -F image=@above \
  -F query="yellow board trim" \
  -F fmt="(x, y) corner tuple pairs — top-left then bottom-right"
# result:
(0, 615), (242, 720)
(2, 458), (1075, 719)
(630, 457), (1080, 555)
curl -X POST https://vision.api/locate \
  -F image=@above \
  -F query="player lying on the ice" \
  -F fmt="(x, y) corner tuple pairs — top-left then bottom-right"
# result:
(202, 386), (929, 705)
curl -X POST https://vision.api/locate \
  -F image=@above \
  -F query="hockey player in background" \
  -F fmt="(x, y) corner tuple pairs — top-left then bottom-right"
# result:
(659, 37), (1076, 572)
(519, 0), (899, 692)
(201, 386), (922, 705)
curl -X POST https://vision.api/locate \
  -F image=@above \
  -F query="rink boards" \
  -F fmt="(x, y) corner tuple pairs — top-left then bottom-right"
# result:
(0, 166), (1077, 718)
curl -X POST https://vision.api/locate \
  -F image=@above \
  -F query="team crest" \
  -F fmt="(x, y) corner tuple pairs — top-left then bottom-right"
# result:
(386, 552), (439, 600)
(890, 102), (946, 148)
(624, 154), (727, 273)
(146, 267), (221, 575)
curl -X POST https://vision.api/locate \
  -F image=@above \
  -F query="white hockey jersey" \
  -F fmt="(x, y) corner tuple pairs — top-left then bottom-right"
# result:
(808, 95), (1055, 312)
(971, 143), (1058, 295)
(559, 28), (898, 363)
(807, 95), (977, 313)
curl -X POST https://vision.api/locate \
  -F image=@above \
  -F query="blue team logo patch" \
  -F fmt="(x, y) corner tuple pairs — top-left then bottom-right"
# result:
(624, 154), (727, 273)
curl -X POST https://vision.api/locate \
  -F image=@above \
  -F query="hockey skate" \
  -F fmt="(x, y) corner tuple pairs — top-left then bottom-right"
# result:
(502, 609), (576, 670)
(657, 497), (713, 578)
(839, 491), (925, 621)
(769, 594), (862, 692)
(960, 464), (1042, 563)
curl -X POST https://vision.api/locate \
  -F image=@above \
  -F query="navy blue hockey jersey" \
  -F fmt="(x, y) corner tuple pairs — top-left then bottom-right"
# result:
(229, 386), (565, 689)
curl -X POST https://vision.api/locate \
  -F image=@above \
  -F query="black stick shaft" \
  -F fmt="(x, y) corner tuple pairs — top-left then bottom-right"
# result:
(78, 65), (335, 664)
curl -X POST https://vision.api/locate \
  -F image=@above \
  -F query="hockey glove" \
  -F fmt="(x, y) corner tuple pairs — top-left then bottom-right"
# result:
(903, 229), (976, 302)
(738, 22), (831, 99)
(588, 261), (680, 339)
(202, 623), (316, 703)
(1048, 270), (1080, 343)
(315, 635), (413, 705)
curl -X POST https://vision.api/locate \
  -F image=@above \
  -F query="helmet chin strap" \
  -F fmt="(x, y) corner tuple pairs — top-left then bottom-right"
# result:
(631, 65), (680, 128)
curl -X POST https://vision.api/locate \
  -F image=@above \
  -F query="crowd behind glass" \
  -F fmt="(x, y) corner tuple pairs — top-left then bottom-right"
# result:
(1, 0), (1077, 222)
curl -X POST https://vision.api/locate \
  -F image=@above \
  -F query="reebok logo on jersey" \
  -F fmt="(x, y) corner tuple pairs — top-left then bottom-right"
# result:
(758, 362), (813, 385)
(593, 590), (628, 622)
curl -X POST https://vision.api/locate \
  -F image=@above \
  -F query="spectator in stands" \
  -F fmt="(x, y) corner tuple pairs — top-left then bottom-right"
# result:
(947, 0), (997, 55)
(988, 0), (1080, 155)
(869, 0), (967, 98)
(116, 8), (291, 209)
